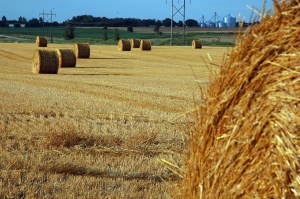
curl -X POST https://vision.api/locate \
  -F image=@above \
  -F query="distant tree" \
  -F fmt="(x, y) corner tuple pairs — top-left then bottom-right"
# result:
(114, 29), (120, 41)
(17, 16), (25, 23)
(141, 19), (156, 27)
(63, 21), (75, 40)
(103, 30), (108, 40)
(17, 16), (27, 25)
(26, 18), (40, 27)
(153, 25), (159, 32)
(1, 16), (8, 27)
(177, 20), (183, 27)
(127, 26), (133, 32)
(14, 23), (21, 28)
(39, 17), (43, 24)
(2, 16), (7, 23)
(155, 20), (162, 27)
(252, 21), (260, 26)
(185, 19), (198, 27)
(153, 26), (162, 35)
(52, 21), (59, 26)
(162, 18), (176, 27)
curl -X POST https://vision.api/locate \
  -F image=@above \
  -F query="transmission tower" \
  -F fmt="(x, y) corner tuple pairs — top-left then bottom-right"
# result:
(39, 9), (56, 43)
(166, 0), (191, 46)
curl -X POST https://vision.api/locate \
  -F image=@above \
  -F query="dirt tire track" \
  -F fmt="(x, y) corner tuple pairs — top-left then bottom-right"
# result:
(0, 49), (31, 62)
(0, 75), (184, 113)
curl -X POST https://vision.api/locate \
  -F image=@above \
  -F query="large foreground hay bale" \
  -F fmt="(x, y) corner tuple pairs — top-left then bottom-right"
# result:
(74, 43), (90, 58)
(140, 40), (151, 51)
(130, 39), (140, 48)
(118, 39), (131, 51)
(36, 36), (47, 47)
(56, 49), (76, 68)
(32, 50), (59, 74)
(192, 39), (202, 49)
(183, 1), (300, 198)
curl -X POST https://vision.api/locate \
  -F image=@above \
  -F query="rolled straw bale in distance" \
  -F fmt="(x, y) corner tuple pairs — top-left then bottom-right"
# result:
(192, 39), (202, 49)
(118, 39), (131, 51)
(32, 49), (59, 74)
(140, 40), (151, 51)
(130, 38), (140, 48)
(56, 49), (76, 68)
(183, 0), (300, 198)
(74, 43), (90, 58)
(36, 36), (47, 47)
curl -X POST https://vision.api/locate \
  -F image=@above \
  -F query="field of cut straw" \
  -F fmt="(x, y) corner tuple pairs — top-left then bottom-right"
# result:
(0, 43), (227, 198)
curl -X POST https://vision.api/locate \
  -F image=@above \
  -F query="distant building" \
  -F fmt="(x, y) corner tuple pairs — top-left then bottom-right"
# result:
(224, 14), (236, 28)
(199, 13), (237, 28)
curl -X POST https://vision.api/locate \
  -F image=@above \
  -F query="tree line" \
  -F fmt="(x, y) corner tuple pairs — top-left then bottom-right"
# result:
(0, 15), (200, 28)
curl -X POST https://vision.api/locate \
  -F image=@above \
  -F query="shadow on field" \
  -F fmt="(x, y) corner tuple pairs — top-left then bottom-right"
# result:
(73, 66), (130, 69)
(61, 73), (131, 76)
(75, 66), (106, 69)
(89, 57), (132, 60)
(43, 162), (180, 182)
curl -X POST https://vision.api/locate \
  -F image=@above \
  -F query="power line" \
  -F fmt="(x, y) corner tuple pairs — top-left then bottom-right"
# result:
(39, 9), (56, 43)
(166, 0), (191, 46)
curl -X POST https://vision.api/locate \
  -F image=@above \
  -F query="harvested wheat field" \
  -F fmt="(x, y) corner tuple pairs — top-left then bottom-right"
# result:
(0, 43), (227, 198)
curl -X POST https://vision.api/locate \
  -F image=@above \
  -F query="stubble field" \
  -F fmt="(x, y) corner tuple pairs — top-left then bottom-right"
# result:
(0, 43), (228, 198)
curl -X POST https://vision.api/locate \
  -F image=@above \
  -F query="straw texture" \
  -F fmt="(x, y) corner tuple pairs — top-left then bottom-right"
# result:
(140, 40), (151, 51)
(192, 40), (202, 49)
(56, 49), (76, 68)
(183, 1), (300, 198)
(36, 36), (47, 47)
(32, 50), (59, 74)
(130, 39), (141, 48)
(74, 43), (90, 58)
(118, 39), (131, 51)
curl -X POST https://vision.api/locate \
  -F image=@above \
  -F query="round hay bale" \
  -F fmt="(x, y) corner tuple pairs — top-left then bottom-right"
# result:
(32, 49), (59, 74)
(36, 36), (47, 47)
(56, 49), (76, 68)
(118, 39), (131, 51)
(192, 39), (202, 49)
(183, 0), (300, 198)
(140, 40), (151, 51)
(130, 39), (140, 48)
(74, 43), (90, 58)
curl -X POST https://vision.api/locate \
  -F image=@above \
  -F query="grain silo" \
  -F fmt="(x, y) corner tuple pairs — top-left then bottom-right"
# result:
(200, 15), (207, 28)
(224, 14), (236, 28)
(218, 22), (227, 28)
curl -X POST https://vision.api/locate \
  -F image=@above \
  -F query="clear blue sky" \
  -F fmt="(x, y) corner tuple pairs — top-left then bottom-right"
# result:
(1, 0), (274, 23)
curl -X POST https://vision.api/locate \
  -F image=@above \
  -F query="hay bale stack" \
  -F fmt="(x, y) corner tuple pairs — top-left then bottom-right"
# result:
(118, 39), (131, 51)
(192, 39), (202, 49)
(74, 43), (90, 58)
(183, 1), (300, 198)
(36, 36), (47, 47)
(56, 49), (76, 68)
(32, 49), (59, 74)
(130, 39), (140, 48)
(140, 40), (151, 51)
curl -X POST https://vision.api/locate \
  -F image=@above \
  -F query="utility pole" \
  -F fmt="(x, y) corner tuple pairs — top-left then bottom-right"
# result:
(40, 10), (45, 37)
(50, 9), (54, 43)
(171, 0), (173, 45)
(39, 9), (56, 43)
(167, 0), (189, 46)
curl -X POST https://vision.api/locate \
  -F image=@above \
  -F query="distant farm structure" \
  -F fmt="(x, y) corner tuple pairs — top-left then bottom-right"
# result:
(8, 23), (26, 28)
(199, 12), (237, 28)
